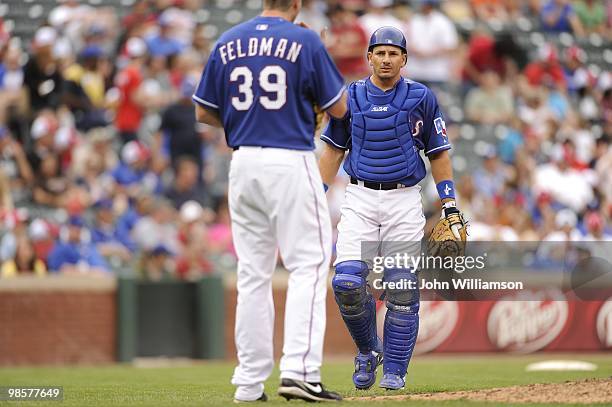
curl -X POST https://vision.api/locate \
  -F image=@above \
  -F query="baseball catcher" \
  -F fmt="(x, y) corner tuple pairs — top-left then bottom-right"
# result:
(319, 26), (466, 391)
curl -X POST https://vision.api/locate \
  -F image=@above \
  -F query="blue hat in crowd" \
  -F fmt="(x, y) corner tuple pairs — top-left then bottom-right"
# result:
(151, 245), (172, 256)
(80, 45), (104, 59)
(67, 216), (85, 228)
(93, 198), (113, 210)
(180, 76), (198, 99)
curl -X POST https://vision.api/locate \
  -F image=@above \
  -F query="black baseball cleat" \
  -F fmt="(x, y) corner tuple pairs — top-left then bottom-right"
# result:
(233, 393), (268, 403)
(278, 378), (342, 402)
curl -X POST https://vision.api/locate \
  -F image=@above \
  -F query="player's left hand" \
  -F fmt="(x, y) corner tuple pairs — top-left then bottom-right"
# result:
(428, 201), (468, 258)
(441, 202), (467, 240)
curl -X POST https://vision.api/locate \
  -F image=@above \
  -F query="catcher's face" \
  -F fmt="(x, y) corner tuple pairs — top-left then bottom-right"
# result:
(368, 45), (407, 81)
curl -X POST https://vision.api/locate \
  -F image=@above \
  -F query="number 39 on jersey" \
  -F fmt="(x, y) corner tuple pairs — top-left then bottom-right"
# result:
(230, 65), (287, 111)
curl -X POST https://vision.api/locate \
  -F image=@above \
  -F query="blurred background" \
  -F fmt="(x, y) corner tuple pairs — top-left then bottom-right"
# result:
(0, 0), (611, 365)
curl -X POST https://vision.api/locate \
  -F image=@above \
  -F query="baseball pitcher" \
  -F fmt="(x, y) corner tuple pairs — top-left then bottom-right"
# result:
(193, 0), (348, 402)
(319, 27), (467, 391)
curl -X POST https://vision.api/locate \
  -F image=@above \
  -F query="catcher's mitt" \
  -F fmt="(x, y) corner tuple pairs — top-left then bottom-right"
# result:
(427, 207), (468, 258)
(313, 104), (326, 133)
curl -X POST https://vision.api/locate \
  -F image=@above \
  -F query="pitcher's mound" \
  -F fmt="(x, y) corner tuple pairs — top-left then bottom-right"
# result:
(347, 378), (612, 404)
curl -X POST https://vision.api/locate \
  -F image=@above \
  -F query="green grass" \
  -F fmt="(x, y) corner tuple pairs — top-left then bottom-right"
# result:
(0, 354), (610, 406)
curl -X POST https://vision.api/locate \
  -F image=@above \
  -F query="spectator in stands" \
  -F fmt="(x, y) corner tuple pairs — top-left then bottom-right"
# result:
(1, 234), (47, 277)
(296, 0), (330, 37)
(175, 200), (213, 279)
(543, 208), (582, 241)
(539, 0), (585, 36)
(28, 218), (55, 266)
(90, 198), (132, 263)
(573, 0), (607, 35)
(0, 44), (26, 128)
(465, 70), (514, 124)
(47, 216), (109, 273)
(32, 154), (71, 208)
(0, 18), (9, 49)
(190, 24), (212, 63)
(158, 75), (203, 170)
(121, 0), (155, 37)
(405, 0), (459, 86)
(131, 198), (179, 253)
(470, 0), (510, 23)
(146, 14), (185, 58)
(165, 155), (210, 209)
(114, 37), (147, 143)
(0, 126), (34, 195)
(138, 244), (175, 281)
(462, 31), (526, 88)
(472, 147), (508, 198)
(63, 45), (109, 131)
(327, 6), (369, 81)
(207, 199), (235, 258)
(582, 211), (612, 240)
(523, 44), (567, 92)
(358, 0), (404, 38)
(70, 127), (117, 183)
(534, 145), (594, 212)
(115, 192), (153, 252)
(517, 86), (557, 139)
(26, 112), (60, 175)
(0, 208), (29, 262)
(23, 27), (65, 113)
(112, 140), (161, 196)
(562, 46), (596, 94)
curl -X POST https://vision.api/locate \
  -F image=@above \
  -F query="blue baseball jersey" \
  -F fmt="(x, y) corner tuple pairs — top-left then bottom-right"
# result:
(193, 16), (345, 150)
(321, 77), (451, 186)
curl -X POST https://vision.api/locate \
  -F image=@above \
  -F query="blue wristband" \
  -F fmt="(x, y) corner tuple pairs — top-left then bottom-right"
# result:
(323, 183), (329, 192)
(436, 180), (455, 200)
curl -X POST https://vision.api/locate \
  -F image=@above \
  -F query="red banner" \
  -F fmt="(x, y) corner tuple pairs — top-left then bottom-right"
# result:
(376, 290), (612, 353)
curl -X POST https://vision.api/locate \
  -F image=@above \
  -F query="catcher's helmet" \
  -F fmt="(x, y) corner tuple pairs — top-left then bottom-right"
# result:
(368, 27), (407, 54)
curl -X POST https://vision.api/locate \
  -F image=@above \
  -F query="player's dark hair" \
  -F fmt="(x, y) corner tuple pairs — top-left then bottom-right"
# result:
(263, 0), (293, 11)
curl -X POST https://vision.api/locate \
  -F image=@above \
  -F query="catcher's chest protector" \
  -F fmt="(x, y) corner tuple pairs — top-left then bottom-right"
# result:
(349, 79), (427, 182)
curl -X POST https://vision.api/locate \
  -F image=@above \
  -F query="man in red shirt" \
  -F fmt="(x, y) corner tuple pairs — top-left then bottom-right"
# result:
(523, 43), (567, 91)
(327, 6), (369, 81)
(114, 37), (147, 143)
(462, 31), (526, 86)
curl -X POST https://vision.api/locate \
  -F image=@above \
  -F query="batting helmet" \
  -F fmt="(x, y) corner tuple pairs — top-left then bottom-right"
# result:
(368, 26), (407, 54)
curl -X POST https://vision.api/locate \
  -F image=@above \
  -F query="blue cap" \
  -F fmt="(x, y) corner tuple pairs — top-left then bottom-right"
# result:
(93, 198), (113, 210)
(368, 26), (407, 54)
(0, 126), (7, 139)
(180, 76), (198, 98)
(80, 45), (104, 59)
(68, 216), (85, 228)
(151, 245), (172, 256)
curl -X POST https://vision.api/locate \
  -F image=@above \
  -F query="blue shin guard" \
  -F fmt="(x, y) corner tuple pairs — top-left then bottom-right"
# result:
(332, 261), (378, 353)
(382, 268), (419, 387)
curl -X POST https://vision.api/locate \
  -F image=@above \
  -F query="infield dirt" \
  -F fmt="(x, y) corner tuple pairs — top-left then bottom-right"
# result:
(348, 378), (612, 404)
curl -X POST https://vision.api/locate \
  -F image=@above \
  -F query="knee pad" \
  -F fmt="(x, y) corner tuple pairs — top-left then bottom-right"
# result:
(333, 261), (378, 352)
(332, 261), (369, 314)
(384, 268), (419, 314)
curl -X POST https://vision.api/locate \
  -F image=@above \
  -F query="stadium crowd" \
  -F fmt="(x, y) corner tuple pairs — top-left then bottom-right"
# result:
(0, 0), (610, 278)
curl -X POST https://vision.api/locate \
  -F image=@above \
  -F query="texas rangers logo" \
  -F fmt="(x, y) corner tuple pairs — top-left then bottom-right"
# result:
(434, 117), (447, 139)
(412, 120), (423, 137)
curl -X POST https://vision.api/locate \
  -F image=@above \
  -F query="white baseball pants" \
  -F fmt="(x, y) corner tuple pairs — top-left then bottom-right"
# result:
(228, 147), (332, 401)
(334, 183), (426, 265)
